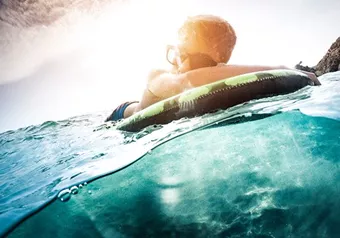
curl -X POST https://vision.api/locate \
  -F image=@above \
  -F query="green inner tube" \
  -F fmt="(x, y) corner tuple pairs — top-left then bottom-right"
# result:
(117, 69), (313, 132)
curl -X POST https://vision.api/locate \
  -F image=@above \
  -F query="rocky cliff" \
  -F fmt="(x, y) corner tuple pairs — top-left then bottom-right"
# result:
(315, 37), (340, 76)
(296, 37), (340, 76)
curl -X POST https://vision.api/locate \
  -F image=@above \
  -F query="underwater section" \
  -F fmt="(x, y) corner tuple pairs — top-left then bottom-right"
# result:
(8, 111), (340, 237)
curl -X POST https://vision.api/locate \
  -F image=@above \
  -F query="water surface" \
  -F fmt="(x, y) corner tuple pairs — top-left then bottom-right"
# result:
(1, 72), (340, 237)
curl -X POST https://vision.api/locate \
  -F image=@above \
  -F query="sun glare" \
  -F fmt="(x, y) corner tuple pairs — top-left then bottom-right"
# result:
(73, 0), (192, 104)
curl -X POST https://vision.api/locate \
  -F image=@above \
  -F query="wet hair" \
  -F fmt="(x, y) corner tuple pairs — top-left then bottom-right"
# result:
(178, 15), (237, 64)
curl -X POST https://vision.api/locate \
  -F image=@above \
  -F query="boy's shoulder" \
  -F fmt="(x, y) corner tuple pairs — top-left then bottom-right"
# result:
(148, 69), (167, 78)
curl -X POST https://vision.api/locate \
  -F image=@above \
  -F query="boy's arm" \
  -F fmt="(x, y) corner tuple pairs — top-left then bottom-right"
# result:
(186, 64), (321, 86)
(185, 64), (289, 86)
(130, 65), (283, 115)
(125, 64), (320, 118)
(142, 65), (280, 100)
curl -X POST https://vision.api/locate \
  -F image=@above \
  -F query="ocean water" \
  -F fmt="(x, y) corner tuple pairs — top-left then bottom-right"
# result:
(1, 72), (340, 237)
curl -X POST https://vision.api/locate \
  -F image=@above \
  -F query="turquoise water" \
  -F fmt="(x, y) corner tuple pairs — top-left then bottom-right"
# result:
(1, 72), (340, 237)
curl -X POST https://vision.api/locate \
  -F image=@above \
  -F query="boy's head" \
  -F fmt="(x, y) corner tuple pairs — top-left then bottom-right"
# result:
(177, 15), (237, 64)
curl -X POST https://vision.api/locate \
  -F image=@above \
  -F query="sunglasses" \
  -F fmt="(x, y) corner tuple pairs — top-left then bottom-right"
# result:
(166, 45), (217, 70)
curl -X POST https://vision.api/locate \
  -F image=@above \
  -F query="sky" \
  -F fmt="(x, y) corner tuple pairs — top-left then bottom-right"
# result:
(0, 0), (339, 132)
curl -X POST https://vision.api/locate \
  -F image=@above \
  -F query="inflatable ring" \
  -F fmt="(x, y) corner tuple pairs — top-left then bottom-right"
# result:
(117, 69), (313, 132)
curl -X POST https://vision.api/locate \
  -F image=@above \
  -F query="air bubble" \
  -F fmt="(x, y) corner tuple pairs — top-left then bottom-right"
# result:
(70, 186), (79, 194)
(84, 182), (88, 186)
(58, 189), (71, 202)
(78, 184), (83, 188)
